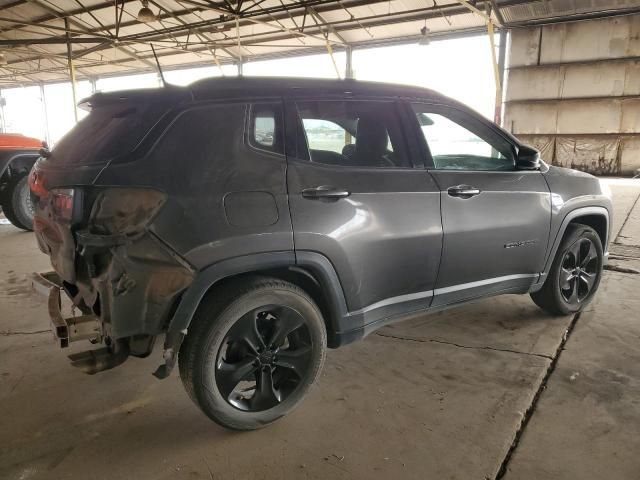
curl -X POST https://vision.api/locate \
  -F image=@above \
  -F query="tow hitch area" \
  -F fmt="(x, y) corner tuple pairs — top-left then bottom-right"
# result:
(47, 280), (102, 348)
(35, 270), (129, 374)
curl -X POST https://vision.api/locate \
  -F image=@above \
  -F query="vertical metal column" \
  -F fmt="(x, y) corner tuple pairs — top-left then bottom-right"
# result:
(39, 83), (50, 146)
(344, 46), (353, 144)
(236, 17), (243, 76)
(0, 89), (5, 133)
(496, 29), (507, 127)
(345, 45), (353, 79)
(487, 22), (502, 126)
(64, 18), (78, 122)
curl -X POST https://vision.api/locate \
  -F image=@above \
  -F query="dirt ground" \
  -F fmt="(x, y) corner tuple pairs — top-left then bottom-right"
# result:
(1, 179), (639, 480)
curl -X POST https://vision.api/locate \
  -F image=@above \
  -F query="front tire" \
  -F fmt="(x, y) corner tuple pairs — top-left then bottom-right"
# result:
(2, 173), (34, 231)
(178, 277), (327, 431)
(531, 223), (603, 315)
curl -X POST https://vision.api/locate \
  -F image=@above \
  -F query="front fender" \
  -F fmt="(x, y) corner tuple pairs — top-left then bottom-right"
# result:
(541, 203), (611, 279)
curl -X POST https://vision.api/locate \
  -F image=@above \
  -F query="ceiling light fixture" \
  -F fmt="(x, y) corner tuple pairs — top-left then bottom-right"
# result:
(137, 1), (156, 23)
(418, 25), (431, 46)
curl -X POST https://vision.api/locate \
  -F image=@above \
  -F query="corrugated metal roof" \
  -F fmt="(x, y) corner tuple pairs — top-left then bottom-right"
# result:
(0, 0), (635, 87)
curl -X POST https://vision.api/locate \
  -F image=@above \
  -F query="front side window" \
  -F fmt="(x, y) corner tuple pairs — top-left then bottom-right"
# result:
(249, 103), (283, 154)
(413, 104), (515, 171)
(296, 100), (408, 168)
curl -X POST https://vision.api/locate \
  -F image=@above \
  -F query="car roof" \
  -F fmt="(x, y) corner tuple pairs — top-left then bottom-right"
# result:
(189, 76), (448, 101)
(80, 76), (456, 111)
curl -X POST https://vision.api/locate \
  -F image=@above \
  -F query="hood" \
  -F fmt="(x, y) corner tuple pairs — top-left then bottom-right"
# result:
(544, 164), (597, 180)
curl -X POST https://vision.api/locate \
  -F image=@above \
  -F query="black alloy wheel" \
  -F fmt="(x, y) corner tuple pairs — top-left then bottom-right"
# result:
(559, 237), (599, 305)
(179, 277), (326, 430)
(215, 305), (313, 412)
(530, 223), (603, 316)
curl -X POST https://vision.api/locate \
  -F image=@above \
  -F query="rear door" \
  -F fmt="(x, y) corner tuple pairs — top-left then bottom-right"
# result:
(409, 102), (551, 306)
(285, 97), (442, 331)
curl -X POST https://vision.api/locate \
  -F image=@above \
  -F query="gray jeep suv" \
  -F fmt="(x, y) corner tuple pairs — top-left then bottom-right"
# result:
(32, 77), (612, 430)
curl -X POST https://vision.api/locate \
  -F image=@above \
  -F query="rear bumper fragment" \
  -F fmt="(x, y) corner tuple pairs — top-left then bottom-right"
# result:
(37, 271), (102, 348)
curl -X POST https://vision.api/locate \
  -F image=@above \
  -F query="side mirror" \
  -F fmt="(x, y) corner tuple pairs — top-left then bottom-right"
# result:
(516, 145), (540, 170)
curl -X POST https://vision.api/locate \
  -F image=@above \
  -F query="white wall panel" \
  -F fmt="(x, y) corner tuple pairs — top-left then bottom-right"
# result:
(504, 14), (640, 175)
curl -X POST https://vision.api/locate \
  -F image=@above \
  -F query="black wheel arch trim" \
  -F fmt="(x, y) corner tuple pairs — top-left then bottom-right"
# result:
(0, 152), (39, 178)
(154, 250), (352, 379)
(541, 206), (610, 279)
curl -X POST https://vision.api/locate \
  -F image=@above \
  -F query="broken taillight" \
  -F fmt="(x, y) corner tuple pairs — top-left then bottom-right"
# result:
(50, 188), (75, 222)
(28, 167), (48, 198)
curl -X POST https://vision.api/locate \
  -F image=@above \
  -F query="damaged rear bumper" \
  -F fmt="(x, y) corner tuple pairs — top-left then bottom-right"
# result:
(34, 270), (128, 374)
(35, 271), (102, 348)
(35, 226), (195, 374)
(72, 230), (195, 340)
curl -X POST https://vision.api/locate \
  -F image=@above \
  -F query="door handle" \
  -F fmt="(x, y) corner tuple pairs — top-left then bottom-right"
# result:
(301, 186), (351, 200)
(447, 185), (481, 198)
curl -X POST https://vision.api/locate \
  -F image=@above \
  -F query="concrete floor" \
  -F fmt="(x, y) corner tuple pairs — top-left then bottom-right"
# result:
(1, 180), (639, 480)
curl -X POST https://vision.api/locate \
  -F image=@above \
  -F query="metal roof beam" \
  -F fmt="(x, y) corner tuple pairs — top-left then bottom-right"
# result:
(149, 0), (241, 61)
(0, 0), (502, 50)
(76, 0), (375, 38)
(0, 0), (539, 78)
(4, 4), (501, 70)
(0, 0), (140, 34)
(307, 6), (349, 44)
(453, 0), (501, 26)
(489, 0), (506, 26)
(30, 0), (158, 70)
(0, 15), (111, 37)
(0, 24), (491, 85)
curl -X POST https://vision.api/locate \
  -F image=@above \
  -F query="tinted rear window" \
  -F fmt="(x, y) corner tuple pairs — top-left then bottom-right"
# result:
(50, 102), (168, 166)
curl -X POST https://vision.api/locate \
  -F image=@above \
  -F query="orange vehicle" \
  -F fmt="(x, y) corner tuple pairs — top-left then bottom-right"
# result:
(0, 133), (44, 230)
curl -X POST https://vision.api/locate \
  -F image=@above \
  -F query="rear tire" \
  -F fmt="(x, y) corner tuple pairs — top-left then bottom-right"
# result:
(2, 173), (34, 231)
(178, 277), (327, 431)
(531, 223), (603, 315)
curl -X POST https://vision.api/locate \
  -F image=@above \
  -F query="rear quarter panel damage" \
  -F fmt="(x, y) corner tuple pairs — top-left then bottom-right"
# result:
(75, 231), (194, 339)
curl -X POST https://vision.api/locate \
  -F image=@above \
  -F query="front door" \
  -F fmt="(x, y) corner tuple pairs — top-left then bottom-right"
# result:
(286, 98), (442, 332)
(409, 102), (551, 306)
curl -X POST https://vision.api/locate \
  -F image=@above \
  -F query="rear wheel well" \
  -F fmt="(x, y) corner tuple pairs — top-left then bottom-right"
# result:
(1, 155), (37, 191)
(7, 155), (37, 175)
(195, 266), (337, 346)
(568, 214), (608, 247)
